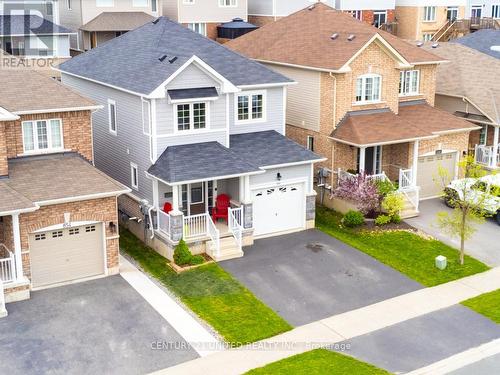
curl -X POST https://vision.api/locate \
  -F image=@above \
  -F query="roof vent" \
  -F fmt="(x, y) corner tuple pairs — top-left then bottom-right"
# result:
(347, 34), (356, 41)
(308, 5), (315, 10)
(169, 56), (178, 64)
(432, 43), (439, 48)
(159, 54), (167, 62)
(152, 18), (160, 24)
(416, 41), (423, 47)
(331, 33), (339, 40)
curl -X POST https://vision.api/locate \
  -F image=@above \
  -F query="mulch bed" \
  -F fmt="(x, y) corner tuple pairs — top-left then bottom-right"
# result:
(361, 220), (417, 232)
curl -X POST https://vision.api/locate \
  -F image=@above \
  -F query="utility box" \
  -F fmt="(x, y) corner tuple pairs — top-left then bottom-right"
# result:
(435, 255), (447, 270)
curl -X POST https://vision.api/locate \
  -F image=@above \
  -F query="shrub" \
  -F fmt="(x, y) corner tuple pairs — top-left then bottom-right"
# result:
(342, 210), (365, 227)
(392, 214), (402, 224)
(376, 179), (396, 197)
(173, 239), (192, 266)
(334, 173), (380, 215)
(190, 255), (205, 266)
(382, 192), (405, 219)
(375, 214), (391, 226)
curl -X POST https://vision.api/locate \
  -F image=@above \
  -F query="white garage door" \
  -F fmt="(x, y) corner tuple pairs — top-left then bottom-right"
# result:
(30, 223), (104, 288)
(252, 183), (305, 236)
(417, 152), (457, 199)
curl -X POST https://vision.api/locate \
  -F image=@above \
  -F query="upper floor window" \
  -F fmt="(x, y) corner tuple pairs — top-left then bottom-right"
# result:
(188, 23), (207, 36)
(176, 102), (208, 132)
(133, 0), (148, 7)
(151, 0), (158, 12)
(492, 5), (500, 19)
(236, 91), (265, 123)
(108, 99), (117, 135)
(130, 162), (139, 190)
(307, 136), (314, 152)
(346, 10), (362, 21)
(423, 6), (436, 21)
(355, 74), (381, 103)
(22, 119), (63, 154)
(399, 70), (420, 96)
(96, 0), (113, 7)
(67, 0), (72, 10)
(219, 0), (237, 7)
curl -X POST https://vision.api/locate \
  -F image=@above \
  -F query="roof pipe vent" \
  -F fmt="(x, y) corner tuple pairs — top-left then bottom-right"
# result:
(416, 41), (423, 47)
(347, 34), (356, 41)
(432, 43), (439, 48)
(331, 33), (339, 40)
(152, 18), (160, 24)
(169, 56), (178, 64)
(308, 5), (315, 10)
(159, 55), (167, 62)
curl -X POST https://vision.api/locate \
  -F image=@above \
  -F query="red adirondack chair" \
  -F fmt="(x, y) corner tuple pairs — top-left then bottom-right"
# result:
(163, 202), (173, 213)
(212, 194), (231, 223)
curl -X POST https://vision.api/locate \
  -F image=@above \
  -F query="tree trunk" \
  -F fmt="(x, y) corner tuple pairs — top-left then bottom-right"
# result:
(460, 208), (466, 265)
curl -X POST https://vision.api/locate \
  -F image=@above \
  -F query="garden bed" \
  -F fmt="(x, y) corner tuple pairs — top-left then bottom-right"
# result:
(168, 253), (214, 274)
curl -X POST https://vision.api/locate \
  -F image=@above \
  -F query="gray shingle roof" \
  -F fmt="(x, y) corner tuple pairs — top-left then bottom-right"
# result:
(80, 11), (155, 32)
(58, 17), (292, 96)
(168, 87), (218, 101)
(0, 15), (73, 36)
(230, 131), (323, 167)
(147, 142), (262, 184)
(452, 30), (500, 59)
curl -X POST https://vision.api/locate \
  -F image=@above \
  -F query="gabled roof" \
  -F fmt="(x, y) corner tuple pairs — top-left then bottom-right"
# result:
(58, 17), (292, 96)
(226, 3), (443, 72)
(452, 30), (500, 60)
(0, 15), (73, 36)
(0, 69), (98, 114)
(422, 42), (500, 124)
(80, 11), (155, 32)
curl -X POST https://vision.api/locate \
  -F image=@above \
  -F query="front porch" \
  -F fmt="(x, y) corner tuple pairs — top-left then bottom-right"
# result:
(474, 125), (500, 169)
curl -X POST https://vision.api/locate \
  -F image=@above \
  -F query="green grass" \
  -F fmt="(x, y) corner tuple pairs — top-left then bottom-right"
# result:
(316, 206), (489, 287)
(462, 289), (500, 323)
(245, 349), (391, 375)
(119, 227), (292, 344)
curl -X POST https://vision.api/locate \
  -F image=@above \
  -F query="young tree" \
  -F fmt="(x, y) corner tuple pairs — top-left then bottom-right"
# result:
(436, 156), (490, 265)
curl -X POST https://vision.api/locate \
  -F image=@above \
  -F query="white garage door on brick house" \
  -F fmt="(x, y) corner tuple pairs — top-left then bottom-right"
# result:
(417, 151), (458, 199)
(251, 182), (305, 237)
(29, 223), (105, 288)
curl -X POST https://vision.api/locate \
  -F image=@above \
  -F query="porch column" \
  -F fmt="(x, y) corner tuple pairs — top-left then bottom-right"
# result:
(169, 185), (184, 242)
(12, 213), (23, 281)
(172, 184), (180, 212)
(241, 175), (253, 230)
(359, 147), (366, 173)
(492, 127), (499, 168)
(412, 140), (419, 186)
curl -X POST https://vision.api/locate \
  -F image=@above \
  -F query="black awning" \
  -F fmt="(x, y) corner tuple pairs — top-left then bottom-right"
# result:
(167, 87), (218, 101)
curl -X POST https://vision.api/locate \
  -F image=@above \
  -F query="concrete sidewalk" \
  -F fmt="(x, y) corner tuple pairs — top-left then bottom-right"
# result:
(154, 267), (500, 375)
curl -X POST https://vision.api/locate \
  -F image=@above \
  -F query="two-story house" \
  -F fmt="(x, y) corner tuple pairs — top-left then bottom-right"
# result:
(57, 17), (323, 261)
(227, 3), (480, 216)
(161, 0), (248, 40)
(248, 0), (396, 30)
(0, 69), (129, 304)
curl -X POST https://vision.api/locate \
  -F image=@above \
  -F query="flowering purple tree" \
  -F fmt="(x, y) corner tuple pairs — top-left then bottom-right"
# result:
(333, 173), (380, 215)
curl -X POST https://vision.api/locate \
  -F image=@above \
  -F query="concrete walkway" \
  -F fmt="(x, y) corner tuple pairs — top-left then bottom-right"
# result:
(119, 256), (222, 357)
(154, 267), (500, 375)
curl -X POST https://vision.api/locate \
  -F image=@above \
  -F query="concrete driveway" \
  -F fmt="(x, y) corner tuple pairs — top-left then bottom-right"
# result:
(406, 198), (500, 266)
(0, 276), (198, 375)
(342, 305), (500, 374)
(220, 229), (422, 326)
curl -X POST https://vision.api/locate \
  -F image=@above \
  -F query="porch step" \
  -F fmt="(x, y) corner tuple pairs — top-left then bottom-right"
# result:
(206, 236), (243, 262)
(400, 209), (419, 219)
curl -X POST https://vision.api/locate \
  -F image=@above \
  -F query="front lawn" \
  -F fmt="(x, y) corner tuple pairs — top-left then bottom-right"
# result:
(316, 206), (489, 287)
(462, 289), (500, 323)
(119, 227), (292, 344)
(245, 349), (390, 375)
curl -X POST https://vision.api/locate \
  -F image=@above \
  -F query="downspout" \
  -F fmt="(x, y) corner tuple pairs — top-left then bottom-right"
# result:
(329, 72), (337, 189)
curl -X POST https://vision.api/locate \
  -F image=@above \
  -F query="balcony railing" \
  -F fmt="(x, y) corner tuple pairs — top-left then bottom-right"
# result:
(0, 244), (15, 284)
(475, 145), (500, 168)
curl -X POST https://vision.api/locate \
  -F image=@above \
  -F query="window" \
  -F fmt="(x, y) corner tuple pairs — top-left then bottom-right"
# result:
(151, 0), (157, 12)
(22, 119), (63, 153)
(108, 99), (117, 135)
(355, 74), (381, 103)
(67, 0), (72, 10)
(45, 2), (53, 16)
(183, 0), (195, 3)
(373, 10), (386, 27)
(423, 6), (436, 21)
(422, 33), (434, 41)
(175, 102), (208, 131)
(219, 0), (236, 7)
(35, 234), (46, 241)
(307, 136), (314, 152)
(190, 183), (204, 204)
(69, 228), (80, 235)
(236, 92), (265, 122)
(479, 125), (488, 145)
(492, 5), (500, 19)
(399, 70), (420, 96)
(130, 163), (139, 190)
(85, 225), (96, 232)
(52, 231), (63, 238)
(96, 0), (113, 7)
(471, 5), (482, 18)
(142, 99), (151, 135)
(347, 10), (362, 20)
(188, 23), (207, 36)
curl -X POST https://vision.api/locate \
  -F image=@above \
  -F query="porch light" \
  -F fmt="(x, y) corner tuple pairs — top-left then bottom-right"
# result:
(276, 173), (282, 181)
(109, 221), (117, 233)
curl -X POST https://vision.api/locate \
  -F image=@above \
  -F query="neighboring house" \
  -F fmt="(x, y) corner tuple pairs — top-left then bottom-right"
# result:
(249, 0), (396, 30)
(0, 14), (73, 58)
(453, 29), (500, 59)
(0, 69), (129, 303)
(421, 42), (500, 169)
(57, 17), (322, 261)
(465, 0), (500, 19)
(161, 0), (248, 40)
(227, 3), (480, 217)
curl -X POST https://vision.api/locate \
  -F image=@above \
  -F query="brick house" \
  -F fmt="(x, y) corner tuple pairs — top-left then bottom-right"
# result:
(0, 69), (129, 303)
(227, 3), (480, 216)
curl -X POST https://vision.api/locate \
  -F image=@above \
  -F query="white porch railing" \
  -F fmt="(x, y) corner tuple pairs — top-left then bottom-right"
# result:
(0, 279), (6, 318)
(206, 215), (220, 257)
(399, 168), (413, 190)
(337, 169), (390, 184)
(228, 207), (243, 253)
(367, 172), (389, 184)
(157, 210), (171, 237)
(475, 145), (500, 168)
(0, 245), (15, 284)
(183, 213), (208, 239)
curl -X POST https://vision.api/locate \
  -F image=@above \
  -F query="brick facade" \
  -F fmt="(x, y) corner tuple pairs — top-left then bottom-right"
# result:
(0, 123), (7, 176)
(3, 110), (93, 163)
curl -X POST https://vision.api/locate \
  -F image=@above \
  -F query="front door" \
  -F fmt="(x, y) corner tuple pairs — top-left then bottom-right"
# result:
(373, 11), (387, 28)
(181, 181), (214, 216)
(447, 7), (458, 21)
(365, 147), (375, 175)
(471, 6), (482, 19)
(358, 146), (382, 175)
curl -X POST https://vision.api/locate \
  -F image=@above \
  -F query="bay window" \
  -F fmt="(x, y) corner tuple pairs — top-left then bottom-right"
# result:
(176, 102), (207, 131)
(399, 70), (420, 96)
(22, 119), (63, 153)
(236, 91), (265, 122)
(355, 74), (381, 103)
